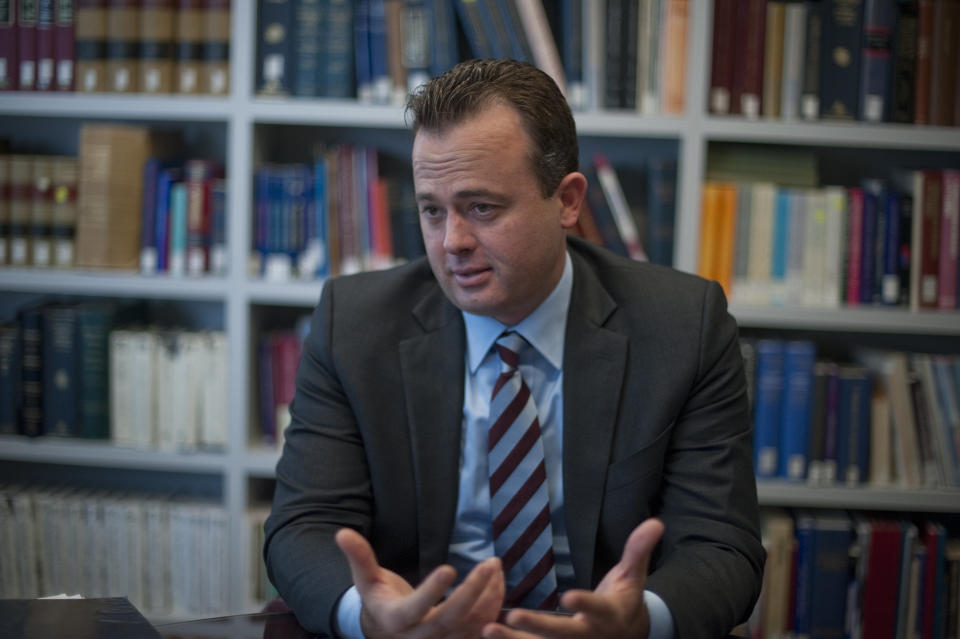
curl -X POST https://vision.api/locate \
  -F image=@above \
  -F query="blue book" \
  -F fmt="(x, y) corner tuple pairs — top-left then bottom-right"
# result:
(429, 0), (459, 77)
(257, 0), (295, 94)
(561, 0), (583, 103)
(294, 0), (324, 97)
(860, 180), (881, 304)
(772, 188), (792, 302)
(140, 158), (164, 275)
(645, 158), (677, 267)
(836, 366), (872, 485)
(155, 166), (182, 273)
(754, 339), (785, 479)
(19, 307), (45, 437)
(819, 0), (864, 119)
(793, 512), (816, 638)
(779, 340), (816, 480)
(455, 0), (495, 58)
(354, 0), (373, 101)
(822, 364), (841, 482)
(477, 0), (510, 59)
(168, 182), (188, 276)
(41, 305), (78, 437)
(323, 0), (356, 98)
(368, 0), (390, 102)
(859, 0), (896, 122)
(807, 513), (853, 639)
(76, 304), (114, 440)
(301, 158), (330, 278)
(0, 324), (19, 435)
(881, 191), (901, 305)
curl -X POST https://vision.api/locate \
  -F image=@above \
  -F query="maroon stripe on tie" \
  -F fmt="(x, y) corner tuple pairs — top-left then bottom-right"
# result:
(538, 588), (560, 611)
(488, 383), (531, 450)
(500, 504), (551, 574)
(492, 461), (547, 538)
(496, 343), (519, 368)
(504, 548), (556, 608)
(492, 371), (513, 399)
(489, 418), (541, 496)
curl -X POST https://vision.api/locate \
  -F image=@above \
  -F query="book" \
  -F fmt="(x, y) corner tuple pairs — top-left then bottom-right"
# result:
(106, 0), (138, 93)
(807, 361), (838, 484)
(892, 0), (918, 124)
(928, 0), (959, 126)
(321, 0), (354, 98)
(800, 0), (823, 120)
(17, 0), (38, 90)
(428, 0), (458, 78)
(0, 0), (16, 90)
(139, 0), (175, 94)
(76, 0), (108, 93)
(455, 0), (494, 59)
(754, 339), (785, 479)
(50, 155), (78, 268)
(762, 1), (785, 119)
(0, 323), (21, 435)
(709, 0), (735, 114)
(175, 0), (204, 94)
(660, 0), (688, 115)
(918, 170), (942, 309)
(819, 0), (864, 120)
(732, 0), (766, 118)
(75, 124), (157, 270)
(36, 0), (56, 90)
(53, 0), (74, 90)
(8, 154), (32, 267)
(859, 0), (896, 122)
(779, 340), (816, 480)
(29, 155), (53, 267)
(880, 191), (902, 305)
(201, 0), (230, 95)
(516, 0), (566, 95)
(838, 365), (871, 484)
(594, 155), (646, 261)
(256, 0), (293, 95)
(19, 305), (44, 437)
(859, 519), (904, 639)
(645, 157), (676, 267)
(780, 1), (807, 120)
(561, 0), (584, 108)
(938, 170), (959, 309)
(42, 304), (78, 437)
(914, 0), (934, 125)
(808, 513), (853, 639)
(76, 303), (114, 439)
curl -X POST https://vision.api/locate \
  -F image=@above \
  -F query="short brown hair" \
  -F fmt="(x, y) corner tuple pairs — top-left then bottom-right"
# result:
(405, 59), (579, 198)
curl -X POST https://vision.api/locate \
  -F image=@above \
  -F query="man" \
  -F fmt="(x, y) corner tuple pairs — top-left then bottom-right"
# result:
(264, 59), (764, 639)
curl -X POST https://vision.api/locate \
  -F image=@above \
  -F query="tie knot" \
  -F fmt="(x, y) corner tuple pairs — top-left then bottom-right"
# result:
(495, 332), (528, 371)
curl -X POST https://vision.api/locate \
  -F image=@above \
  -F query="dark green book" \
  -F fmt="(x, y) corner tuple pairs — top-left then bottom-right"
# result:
(42, 304), (79, 437)
(0, 323), (20, 435)
(76, 303), (113, 439)
(18, 306), (45, 437)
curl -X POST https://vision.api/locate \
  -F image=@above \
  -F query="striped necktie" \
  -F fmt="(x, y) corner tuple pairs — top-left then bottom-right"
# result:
(488, 331), (559, 610)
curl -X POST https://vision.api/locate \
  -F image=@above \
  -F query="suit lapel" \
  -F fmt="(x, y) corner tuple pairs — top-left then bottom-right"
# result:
(400, 285), (466, 578)
(563, 252), (627, 588)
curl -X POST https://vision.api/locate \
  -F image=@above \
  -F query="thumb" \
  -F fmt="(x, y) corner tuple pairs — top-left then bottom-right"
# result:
(617, 518), (664, 582)
(335, 528), (381, 594)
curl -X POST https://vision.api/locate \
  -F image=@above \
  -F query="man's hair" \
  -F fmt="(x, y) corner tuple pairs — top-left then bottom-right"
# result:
(405, 59), (579, 198)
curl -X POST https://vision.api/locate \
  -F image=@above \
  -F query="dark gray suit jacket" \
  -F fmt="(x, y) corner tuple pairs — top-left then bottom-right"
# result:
(264, 236), (765, 639)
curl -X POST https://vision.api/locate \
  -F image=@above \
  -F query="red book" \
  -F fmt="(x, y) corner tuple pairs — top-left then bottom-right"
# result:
(938, 170), (959, 309)
(709, 0), (735, 114)
(918, 170), (942, 308)
(731, 0), (766, 118)
(928, 0), (959, 126)
(859, 520), (903, 639)
(921, 522), (946, 639)
(846, 187), (864, 305)
(914, 0), (933, 124)
(36, 0), (55, 90)
(17, 0), (37, 90)
(0, 0), (17, 89)
(54, 0), (75, 90)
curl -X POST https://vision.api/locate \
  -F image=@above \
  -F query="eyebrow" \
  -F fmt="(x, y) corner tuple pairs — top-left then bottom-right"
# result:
(415, 188), (504, 203)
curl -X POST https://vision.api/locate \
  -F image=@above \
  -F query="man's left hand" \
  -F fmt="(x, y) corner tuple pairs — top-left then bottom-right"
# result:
(481, 518), (664, 639)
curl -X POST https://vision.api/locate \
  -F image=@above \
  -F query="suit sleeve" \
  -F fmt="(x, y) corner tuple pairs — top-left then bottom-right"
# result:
(262, 278), (373, 636)
(644, 280), (765, 639)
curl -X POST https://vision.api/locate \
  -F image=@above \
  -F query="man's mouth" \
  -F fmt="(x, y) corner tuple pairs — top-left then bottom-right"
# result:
(450, 266), (491, 287)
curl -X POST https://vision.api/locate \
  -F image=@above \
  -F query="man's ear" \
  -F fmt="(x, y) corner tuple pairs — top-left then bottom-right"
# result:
(556, 172), (587, 230)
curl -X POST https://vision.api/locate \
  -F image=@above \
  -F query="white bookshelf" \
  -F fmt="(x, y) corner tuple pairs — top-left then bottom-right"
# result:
(1, 0), (959, 618)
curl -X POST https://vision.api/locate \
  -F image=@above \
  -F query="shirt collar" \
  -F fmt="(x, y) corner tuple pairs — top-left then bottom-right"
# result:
(463, 251), (573, 374)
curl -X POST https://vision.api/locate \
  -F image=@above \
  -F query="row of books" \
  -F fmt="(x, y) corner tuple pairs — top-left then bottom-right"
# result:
(256, 318), (310, 448)
(744, 339), (960, 489)
(254, 0), (690, 116)
(0, 302), (228, 452)
(748, 510), (960, 639)
(0, 485), (230, 617)
(699, 169), (960, 311)
(0, 0), (231, 95)
(710, 0), (960, 128)
(252, 149), (423, 281)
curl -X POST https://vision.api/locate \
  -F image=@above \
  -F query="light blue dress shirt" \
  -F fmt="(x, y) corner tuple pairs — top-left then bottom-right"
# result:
(335, 253), (674, 639)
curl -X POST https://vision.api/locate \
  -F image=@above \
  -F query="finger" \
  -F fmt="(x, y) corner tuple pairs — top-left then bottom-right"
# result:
(617, 518), (665, 581)
(335, 528), (381, 593)
(481, 621), (542, 639)
(430, 557), (502, 626)
(559, 589), (616, 620)
(503, 608), (588, 638)
(396, 563), (458, 627)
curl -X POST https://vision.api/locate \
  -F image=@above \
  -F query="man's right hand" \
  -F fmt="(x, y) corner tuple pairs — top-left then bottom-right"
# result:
(335, 528), (505, 639)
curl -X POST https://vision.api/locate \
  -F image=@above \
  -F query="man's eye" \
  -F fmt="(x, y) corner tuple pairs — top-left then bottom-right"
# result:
(472, 203), (495, 216)
(420, 206), (442, 219)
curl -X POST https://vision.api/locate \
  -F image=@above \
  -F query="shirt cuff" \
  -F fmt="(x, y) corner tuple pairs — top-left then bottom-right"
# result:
(334, 585), (367, 639)
(645, 589), (676, 639)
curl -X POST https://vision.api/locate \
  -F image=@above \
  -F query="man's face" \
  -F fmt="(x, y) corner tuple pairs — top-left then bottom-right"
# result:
(412, 102), (580, 326)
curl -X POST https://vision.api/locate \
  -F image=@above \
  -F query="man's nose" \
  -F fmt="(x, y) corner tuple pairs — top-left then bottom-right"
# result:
(442, 212), (476, 254)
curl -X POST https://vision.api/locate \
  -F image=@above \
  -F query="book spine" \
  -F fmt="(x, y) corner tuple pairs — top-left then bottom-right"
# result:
(36, 0), (55, 90)
(47, 156), (74, 268)
(256, 0), (294, 95)
(30, 155), (53, 267)
(76, 0), (107, 92)
(645, 157), (676, 267)
(0, 325), (21, 435)
(139, 0), (174, 93)
(17, 0), (37, 89)
(140, 158), (161, 274)
(819, 0), (863, 120)
(428, 0), (457, 77)
(780, 2), (807, 120)
(292, 0), (322, 97)
(20, 306), (44, 437)
(914, 0), (933, 124)
(323, 0), (355, 98)
(779, 340), (816, 480)
(42, 305), (78, 437)
(822, 362), (840, 482)
(734, 0), (766, 118)
(891, 1), (918, 123)
(806, 361), (835, 484)
(454, 0), (493, 59)
(0, 0), (16, 90)
(660, 0), (688, 115)
(919, 170), (941, 308)
(106, 0), (139, 93)
(800, 0), (822, 120)
(846, 187), (863, 306)
(859, 181), (880, 304)
(709, 0), (734, 114)
(561, 0), (583, 108)
(77, 305), (112, 439)
(175, 0), (203, 93)
(762, 1), (785, 119)
(8, 154), (32, 267)
(208, 177), (227, 276)
(201, 0), (229, 94)
(939, 170), (959, 309)
(928, 0), (959, 126)
(595, 155), (646, 261)
(859, 0), (895, 122)
(168, 180), (187, 276)
(881, 192), (901, 305)
(401, 0), (431, 94)
(368, 0), (390, 103)
(898, 192), (913, 307)
(53, 0), (74, 90)
(353, 0), (372, 101)
(185, 159), (213, 276)
(754, 339), (785, 479)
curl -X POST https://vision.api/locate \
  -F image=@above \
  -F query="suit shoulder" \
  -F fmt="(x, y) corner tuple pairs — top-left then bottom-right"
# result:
(324, 258), (436, 315)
